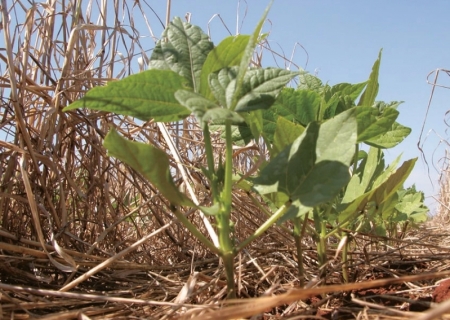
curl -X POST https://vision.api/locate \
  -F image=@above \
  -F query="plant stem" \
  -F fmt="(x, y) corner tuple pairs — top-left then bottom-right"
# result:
(400, 221), (409, 239)
(247, 192), (292, 235)
(293, 212), (309, 287)
(170, 205), (220, 255)
(222, 250), (235, 299)
(236, 201), (291, 252)
(222, 120), (233, 221)
(318, 220), (328, 278)
(203, 123), (220, 202)
(218, 119), (237, 298)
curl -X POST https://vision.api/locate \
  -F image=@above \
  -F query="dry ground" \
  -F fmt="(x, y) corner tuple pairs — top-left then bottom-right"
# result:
(2, 219), (450, 319)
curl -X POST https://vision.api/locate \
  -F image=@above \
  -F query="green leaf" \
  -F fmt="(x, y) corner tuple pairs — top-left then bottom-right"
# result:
(359, 147), (385, 192)
(104, 128), (193, 206)
(253, 122), (319, 196)
(316, 109), (357, 164)
(253, 108), (357, 209)
(356, 106), (399, 142)
(259, 109), (281, 141)
(64, 70), (191, 122)
(234, 68), (298, 112)
(379, 191), (399, 220)
(365, 122), (411, 148)
(371, 158), (416, 204)
(321, 97), (339, 120)
(293, 160), (352, 205)
(338, 192), (372, 224)
(200, 35), (250, 100)
(230, 0), (274, 111)
(342, 175), (364, 205)
(356, 150), (368, 161)
(374, 101), (403, 112)
(372, 154), (401, 190)
(373, 224), (387, 237)
(265, 192), (291, 210)
(226, 117), (272, 146)
(395, 193), (423, 215)
(240, 110), (264, 141)
(199, 203), (221, 216)
(148, 17), (214, 91)
(273, 116), (305, 156)
(408, 209), (429, 223)
(324, 82), (368, 118)
(358, 49), (382, 107)
(339, 158), (417, 223)
(211, 69), (297, 144)
(224, 87), (319, 145)
(174, 90), (243, 125)
(208, 66), (239, 108)
(233, 174), (254, 192)
(331, 82), (367, 102)
(293, 90), (322, 125)
(204, 108), (245, 125)
(298, 70), (323, 91)
(269, 88), (322, 126)
(342, 147), (384, 204)
(209, 66), (296, 113)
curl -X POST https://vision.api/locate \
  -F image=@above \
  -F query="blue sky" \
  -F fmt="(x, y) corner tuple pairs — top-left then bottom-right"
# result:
(145, 1), (450, 212)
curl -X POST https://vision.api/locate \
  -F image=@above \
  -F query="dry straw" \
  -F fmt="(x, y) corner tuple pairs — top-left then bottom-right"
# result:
(0, 1), (449, 319)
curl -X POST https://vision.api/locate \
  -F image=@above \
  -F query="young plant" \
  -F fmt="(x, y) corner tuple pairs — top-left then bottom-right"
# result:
(64, 3), (362, 297)
(236, 50), (427, 283)
(65, 6), (418, 298)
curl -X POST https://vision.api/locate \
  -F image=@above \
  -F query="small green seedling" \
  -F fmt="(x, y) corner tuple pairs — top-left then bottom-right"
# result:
(234, 50), (427, 283)
(65, 2), (365, 297)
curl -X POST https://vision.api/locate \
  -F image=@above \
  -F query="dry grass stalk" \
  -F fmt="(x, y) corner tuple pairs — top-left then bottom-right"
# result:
(0, 1), (449, 319)
(436, 151), (450, 224)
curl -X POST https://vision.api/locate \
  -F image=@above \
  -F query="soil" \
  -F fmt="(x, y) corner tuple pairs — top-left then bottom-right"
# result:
(2, 221), (450, 319)
(433, 279), (450, 303)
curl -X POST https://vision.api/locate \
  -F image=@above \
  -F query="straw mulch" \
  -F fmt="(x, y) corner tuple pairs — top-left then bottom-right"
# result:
(1, 1), (450, 319)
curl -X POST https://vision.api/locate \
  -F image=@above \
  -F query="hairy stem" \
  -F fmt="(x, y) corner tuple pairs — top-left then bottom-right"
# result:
(218, 119), (236, 298)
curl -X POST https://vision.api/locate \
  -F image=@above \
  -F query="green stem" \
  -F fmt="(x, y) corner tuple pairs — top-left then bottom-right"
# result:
(327, 222), (349, 238)
(218, 119), (236, 298)
(318, 220), (328, 278)
(203, 123), (220, 202)
(304, 221), (320, 238)
(401, 221), (409, 239)
(236, 201), (291, 252)
(222, 250), (235, 299)
(222, 119), (233, 218)
(293, 212), (309, 287)
(247, 193), (293, 235)
(170, 205), (220, 255)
